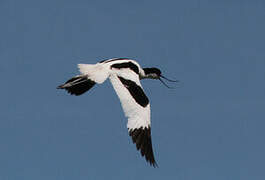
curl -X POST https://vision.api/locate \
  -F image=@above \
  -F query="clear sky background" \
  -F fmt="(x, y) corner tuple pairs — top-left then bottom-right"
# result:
(1, 0), (265, 179)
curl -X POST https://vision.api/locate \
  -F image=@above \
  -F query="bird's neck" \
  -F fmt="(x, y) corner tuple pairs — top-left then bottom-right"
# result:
(138, 68), (149, 79)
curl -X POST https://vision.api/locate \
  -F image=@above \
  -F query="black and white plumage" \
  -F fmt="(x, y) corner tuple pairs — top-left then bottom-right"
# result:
(57, 58), (177, 167)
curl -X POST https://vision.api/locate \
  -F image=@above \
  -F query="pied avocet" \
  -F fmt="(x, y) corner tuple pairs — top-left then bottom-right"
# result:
(57, 58), (177, 167)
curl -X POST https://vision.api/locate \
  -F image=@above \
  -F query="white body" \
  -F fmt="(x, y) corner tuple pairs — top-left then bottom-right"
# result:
(78, 59), (150, 130)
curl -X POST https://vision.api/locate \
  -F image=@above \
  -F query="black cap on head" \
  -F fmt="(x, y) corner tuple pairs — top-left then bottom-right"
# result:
(143, 68), (161, 76)
(143, 67), (178, 88)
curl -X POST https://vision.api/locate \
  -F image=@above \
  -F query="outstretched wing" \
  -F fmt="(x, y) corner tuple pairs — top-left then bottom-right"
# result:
(109, 70), (157, 167)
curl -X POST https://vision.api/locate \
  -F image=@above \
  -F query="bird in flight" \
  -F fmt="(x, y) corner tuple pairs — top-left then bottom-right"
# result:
(57, 58), (177, 167)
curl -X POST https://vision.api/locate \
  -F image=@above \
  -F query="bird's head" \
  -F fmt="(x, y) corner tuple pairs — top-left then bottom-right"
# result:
(143, 68), (161, 79)
(143, 67), (179, 88)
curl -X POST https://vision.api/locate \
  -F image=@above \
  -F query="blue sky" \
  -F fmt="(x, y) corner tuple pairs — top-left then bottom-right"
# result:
(1, 0), (265, 179)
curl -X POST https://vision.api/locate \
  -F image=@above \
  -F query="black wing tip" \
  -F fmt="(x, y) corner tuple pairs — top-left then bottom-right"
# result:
(146, 155), (158, 168)
(147, 154), (158, 168)
(129, 127), (158, 167)
(57, 85), (64, 89)
(151, 161), (159, 168)
(56, 84), (81, 96)
(57, 76), (96, 96)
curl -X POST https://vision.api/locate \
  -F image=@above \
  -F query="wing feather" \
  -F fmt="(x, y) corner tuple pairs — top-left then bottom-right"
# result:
(109, 71), (157, 167)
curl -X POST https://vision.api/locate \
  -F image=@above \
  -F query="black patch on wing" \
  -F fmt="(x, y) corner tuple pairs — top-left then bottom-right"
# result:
(100, 58), (130, 63)
(111, 62), (139, 74)
(57, 76), (96, 96)
(129, 127), (158, 167)
(118, 76), (149, 107)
